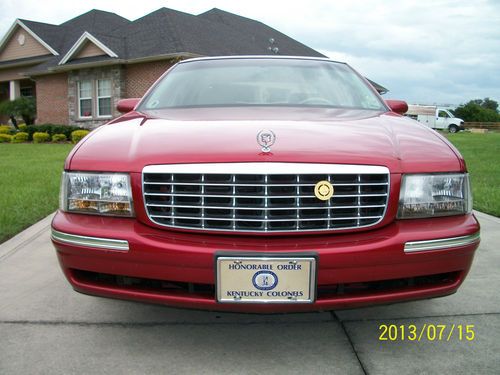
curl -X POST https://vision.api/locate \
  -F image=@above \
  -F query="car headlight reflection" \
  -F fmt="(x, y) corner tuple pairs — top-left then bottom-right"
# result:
(60, 172), (134, 217)
(397, 173), (472, 219)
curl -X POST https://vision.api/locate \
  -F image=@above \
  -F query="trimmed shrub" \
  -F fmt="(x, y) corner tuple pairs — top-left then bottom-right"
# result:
(33, 132), (51, 143)
(21, 124), (84, 141)
(18, 124), (28, 132)
(0, 133), (13, 143)
(0, 125), (13, 134)
(71, 130), (90, 143)
(52, 133), (67, 143)
(11, 132), (29, 143)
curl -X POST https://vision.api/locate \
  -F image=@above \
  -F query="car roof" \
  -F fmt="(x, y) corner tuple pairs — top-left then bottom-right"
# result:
(179, 55), (347, 65)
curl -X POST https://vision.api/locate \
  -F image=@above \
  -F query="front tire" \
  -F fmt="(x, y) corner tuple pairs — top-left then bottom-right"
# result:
(448, 124), (459, 133)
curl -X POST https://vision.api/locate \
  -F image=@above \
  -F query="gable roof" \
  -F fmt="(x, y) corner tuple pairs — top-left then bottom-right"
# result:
(18, 20), (65, 53)
(0, 8), (387, 92)
(0, 19), (59, 56)
(58, 32), (118, 65)
(106, 7), (325, 61)
(11, 7), (325, 75)
(55, 9), (130, 56)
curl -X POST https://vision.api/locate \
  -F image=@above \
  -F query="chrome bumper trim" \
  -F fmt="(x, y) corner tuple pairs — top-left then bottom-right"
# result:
(143, 163), (389, 175)
(404, 232), (480, 253)
(51, 229), (129, 251)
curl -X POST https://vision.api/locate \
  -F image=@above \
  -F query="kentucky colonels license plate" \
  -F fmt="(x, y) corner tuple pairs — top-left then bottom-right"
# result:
(216, 256), (316, 303)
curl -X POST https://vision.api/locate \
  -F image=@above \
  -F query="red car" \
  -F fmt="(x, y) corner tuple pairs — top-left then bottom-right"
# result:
(51, 56), (480, 312)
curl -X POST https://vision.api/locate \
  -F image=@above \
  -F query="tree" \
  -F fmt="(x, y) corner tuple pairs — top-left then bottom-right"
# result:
(481, 97), (498, 112)
(0, 97), (37, 125)
(453, 98), (500, 122)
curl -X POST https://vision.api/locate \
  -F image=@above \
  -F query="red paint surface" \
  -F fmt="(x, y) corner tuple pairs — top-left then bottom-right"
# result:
(52, 211), (479, 312)
(55, 84), (479, 312)
(66, 108), (463, 174)
(385, 99), (409, 115)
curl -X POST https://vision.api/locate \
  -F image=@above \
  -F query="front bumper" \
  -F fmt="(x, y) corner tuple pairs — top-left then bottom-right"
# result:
(51, 211), (480, 313)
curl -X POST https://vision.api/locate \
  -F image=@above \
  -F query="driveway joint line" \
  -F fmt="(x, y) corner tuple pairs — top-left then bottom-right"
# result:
(332, 311), (368, 375)
(0, 319), (337, 327)
(2, 314), (498, 327)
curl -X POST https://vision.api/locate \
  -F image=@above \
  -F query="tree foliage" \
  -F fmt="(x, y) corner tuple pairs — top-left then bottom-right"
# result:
(477, 97), (498, 112)
(453, 98), (500, 122)
(0, 97), (37, 125)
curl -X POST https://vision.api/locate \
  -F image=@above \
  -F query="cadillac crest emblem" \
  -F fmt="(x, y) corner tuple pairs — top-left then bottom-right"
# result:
(257, 130), (276, 153)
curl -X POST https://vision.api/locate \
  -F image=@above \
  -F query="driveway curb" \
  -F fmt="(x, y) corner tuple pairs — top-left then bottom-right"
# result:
(0, 212), (55, 261)
(474, 210), (500, 224)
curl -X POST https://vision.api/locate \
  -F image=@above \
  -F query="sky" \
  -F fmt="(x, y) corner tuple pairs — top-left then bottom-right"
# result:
(1, 0), (499, 107)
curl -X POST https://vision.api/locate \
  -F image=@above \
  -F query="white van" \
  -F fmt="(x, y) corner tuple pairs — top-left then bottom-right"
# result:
(406, 105), (465, 133)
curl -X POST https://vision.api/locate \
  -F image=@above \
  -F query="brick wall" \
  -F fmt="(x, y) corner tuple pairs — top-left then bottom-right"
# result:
(32, 59), (177, 127)
(124, 60), (175, 98)
(35, 73), (69, 124)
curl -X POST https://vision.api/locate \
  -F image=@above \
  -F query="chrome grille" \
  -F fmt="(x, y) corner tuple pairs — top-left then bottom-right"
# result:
(143, 163), (389, 233)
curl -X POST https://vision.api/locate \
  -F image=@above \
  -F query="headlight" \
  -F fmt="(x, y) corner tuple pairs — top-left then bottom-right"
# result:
(60, 172), (134, 217)
(397, 173), (472, 219)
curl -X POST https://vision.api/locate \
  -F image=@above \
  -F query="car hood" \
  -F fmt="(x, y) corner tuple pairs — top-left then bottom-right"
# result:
(67, 108), (463, 174)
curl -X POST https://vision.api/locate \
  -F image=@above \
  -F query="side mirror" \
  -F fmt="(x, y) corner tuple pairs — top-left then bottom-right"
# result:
(117, 98), (140, 113)
(385, 100), (408, 115)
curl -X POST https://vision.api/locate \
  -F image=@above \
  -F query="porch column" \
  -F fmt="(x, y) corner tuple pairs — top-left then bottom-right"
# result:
(9, 80), (20, 100)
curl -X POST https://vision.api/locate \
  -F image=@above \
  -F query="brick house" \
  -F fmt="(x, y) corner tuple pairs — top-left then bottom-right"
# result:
(0, 8), (387, 128)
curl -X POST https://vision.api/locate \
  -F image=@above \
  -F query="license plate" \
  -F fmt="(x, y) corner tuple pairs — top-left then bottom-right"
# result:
(216, 256), (316, 303)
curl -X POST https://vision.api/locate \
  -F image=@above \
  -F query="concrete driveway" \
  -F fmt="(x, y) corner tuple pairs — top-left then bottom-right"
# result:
(0, 212), (498, 374)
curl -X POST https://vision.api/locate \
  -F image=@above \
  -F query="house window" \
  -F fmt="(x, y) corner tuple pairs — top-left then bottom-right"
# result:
(76, 79), (114, 120)
(97, 79), (112, 117)
(20, 86), (34, 97)
(78, 80), (93, 118)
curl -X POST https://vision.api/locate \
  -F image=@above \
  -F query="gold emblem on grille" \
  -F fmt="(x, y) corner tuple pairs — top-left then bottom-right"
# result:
(314, 180), (334, 201)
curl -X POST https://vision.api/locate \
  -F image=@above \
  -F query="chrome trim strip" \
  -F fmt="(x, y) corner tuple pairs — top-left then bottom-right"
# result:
(404, 232), (480, 253)
(144, 182), (389, 187)
(150, 214), (382, 222)
(143, 163), (389, 175)
(51, 229), (129, 251)
(145, 203), (386, 210)
(144, 192), (387, 199)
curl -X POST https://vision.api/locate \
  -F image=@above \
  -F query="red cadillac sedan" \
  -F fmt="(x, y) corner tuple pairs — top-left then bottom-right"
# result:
(51, 56), (480, 312)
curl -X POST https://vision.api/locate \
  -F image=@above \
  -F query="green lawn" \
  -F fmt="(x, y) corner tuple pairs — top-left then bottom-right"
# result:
(0, 144), (73, 243)
(446, 132), (500, 217)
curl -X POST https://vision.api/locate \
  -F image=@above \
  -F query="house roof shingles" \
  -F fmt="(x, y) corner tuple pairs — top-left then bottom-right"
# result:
(4, 8), (388, 93)
(198, 9), (325, 58)
(18, 19), (65, 52)
(17, 7), (325, 73)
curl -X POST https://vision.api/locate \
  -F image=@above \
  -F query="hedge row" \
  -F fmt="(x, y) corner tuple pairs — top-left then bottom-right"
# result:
(0, 130), (90, 144)
(0, 124), (85, 141)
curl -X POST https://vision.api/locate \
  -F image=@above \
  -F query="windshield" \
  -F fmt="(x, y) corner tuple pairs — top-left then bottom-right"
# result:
(139, 58), (386, 111)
